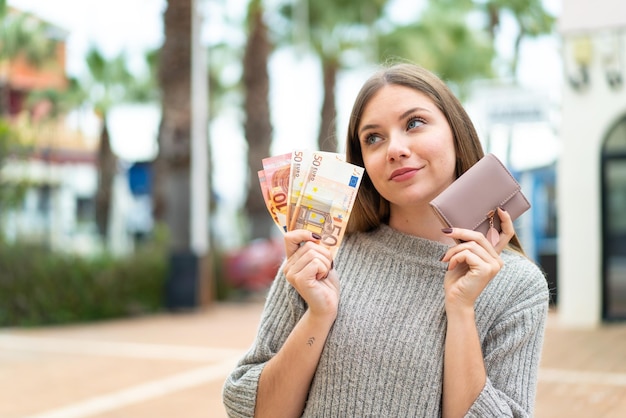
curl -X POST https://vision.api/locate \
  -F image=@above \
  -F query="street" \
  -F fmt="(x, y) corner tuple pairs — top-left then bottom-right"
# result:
(1, 301), (626, 417)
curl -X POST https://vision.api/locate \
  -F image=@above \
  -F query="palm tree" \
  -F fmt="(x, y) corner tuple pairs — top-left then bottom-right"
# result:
(153, 0), (193, 253)
(79, 48), (153, 241)
(153, 9), (232, 238)
(281, 0), (389, 153)
(18, 45), (155, 245)
(243, 0), (274, 241)
(474, 0), (556, 77)
(377, 3), (495, 98)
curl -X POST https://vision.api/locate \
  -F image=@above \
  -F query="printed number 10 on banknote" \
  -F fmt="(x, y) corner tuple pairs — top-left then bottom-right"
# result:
(260, 153), (292, 232)
(290, 152), (364, 256)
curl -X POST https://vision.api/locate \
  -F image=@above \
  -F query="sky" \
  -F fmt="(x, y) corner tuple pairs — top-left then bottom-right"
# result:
(7, 0), (167, 74)
(7, 0), (564, 212)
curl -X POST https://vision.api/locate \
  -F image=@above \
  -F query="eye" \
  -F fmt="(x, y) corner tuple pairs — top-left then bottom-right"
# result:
(363, 133), (382, 146)
(407, 117), (425, 130)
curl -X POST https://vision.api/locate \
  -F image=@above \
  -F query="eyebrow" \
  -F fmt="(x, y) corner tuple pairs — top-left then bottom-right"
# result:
(358, 106), (432, 136)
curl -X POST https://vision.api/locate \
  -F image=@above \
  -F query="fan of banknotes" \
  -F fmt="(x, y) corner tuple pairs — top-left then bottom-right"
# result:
(258, 150), (364, 256)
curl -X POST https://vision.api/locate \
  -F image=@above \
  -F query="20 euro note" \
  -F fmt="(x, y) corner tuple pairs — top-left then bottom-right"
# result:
(260, 152), (292, 233)
(289, 152), (364, 256)
(287, 150), (345, 227)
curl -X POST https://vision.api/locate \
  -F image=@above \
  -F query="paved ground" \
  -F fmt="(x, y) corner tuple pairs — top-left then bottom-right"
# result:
(1, 301), (626, 418)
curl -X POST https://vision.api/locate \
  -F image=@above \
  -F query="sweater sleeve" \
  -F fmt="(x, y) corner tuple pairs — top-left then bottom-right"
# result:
(465, 258), (550, 418)
(222, 269), (306, 418)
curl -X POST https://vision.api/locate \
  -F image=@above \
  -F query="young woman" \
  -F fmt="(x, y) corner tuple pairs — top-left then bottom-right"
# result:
(223, 63), (549, 418)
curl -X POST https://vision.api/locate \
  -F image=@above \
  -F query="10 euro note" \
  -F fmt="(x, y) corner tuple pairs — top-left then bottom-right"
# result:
(261, 152), (292, 233)
(258, 170), (287, 233)
(289, 152), (364, 256)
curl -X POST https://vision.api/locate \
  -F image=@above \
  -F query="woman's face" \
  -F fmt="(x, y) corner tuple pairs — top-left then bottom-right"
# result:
(358, 84), (457, 209)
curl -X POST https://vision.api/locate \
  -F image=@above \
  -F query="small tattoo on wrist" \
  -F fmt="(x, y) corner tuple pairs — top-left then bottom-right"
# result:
(306, 337), (315, 346)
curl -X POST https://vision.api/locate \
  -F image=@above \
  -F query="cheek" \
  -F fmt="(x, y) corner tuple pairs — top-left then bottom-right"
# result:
(425, 132), (456, 166)
(420, 141), (456, 183)
(362, 154), (386, 190)
(361, 150), (376, 172)
(436, 152), (457, 179)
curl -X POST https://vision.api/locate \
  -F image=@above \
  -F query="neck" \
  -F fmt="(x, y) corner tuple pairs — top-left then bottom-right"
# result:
(388, 203), (456, 245)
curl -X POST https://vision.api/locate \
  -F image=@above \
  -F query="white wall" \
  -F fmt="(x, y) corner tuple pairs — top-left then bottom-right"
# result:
(558, 29), (626, 326)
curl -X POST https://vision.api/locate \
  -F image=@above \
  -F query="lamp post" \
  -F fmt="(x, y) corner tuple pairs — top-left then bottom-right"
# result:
(190, 0), (211, 305)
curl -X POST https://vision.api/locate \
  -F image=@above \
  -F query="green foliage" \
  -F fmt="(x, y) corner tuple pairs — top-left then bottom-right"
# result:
(81, 47), (158, 114)
(0, 2), (59, 117)
(26, 77), (88, 119)
(0, 120), (30, 214)
(0, 119), (13, 163)
(0, 3), (56, 65)
(278, 0), (389, 63)
(0, 236), (168, 326)
(378, 5), (495, 98)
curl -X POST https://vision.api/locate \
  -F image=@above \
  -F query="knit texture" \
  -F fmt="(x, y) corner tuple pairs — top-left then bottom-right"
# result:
(222, 224), (549, 417)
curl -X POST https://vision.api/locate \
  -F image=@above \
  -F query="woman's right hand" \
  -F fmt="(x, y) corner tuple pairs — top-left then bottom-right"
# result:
(283, 229), (339, 319)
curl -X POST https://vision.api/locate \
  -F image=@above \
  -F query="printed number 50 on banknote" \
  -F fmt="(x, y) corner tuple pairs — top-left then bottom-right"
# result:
(290, 152), (364, 256)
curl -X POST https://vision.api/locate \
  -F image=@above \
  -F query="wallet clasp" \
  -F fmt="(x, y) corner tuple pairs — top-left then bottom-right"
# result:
(486, 209), (500, 246)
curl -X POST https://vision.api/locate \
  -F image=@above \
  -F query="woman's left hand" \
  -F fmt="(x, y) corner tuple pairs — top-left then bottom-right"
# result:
(440, 207), (515, 311)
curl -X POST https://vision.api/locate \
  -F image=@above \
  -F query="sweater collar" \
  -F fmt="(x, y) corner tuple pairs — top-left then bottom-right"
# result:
(359, 224), (451, 264)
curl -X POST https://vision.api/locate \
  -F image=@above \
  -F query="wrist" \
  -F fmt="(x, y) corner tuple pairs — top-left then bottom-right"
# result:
(305, 306), (338, 327)
(444, 302), (475, 323)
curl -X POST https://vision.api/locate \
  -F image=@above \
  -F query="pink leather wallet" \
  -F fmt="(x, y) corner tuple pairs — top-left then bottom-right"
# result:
(429, 153), (530, 245)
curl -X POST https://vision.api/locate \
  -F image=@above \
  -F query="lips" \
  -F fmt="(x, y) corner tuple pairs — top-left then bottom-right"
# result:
(389, 167), (420, 181)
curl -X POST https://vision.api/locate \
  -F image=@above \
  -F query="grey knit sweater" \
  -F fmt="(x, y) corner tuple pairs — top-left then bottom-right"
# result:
(222, 224), (549, 417)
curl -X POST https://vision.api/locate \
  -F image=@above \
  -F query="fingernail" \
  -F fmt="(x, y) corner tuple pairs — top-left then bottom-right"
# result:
(441, 228), (453, 234)
(438, 253), (446, 262)
(331, 260), (335, 270)
(499, 206), (506, 212)
(312, 232), (322, 240)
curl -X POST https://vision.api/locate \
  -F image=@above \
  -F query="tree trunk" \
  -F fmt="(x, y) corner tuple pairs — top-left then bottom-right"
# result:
(0, 83), (8, 118)
(317, 58), (338, 153)
(243, 2), (274, 241)
(95, 115), (116, 241)
(155, 0), (193, 252)
(511, 26), (525, 78)
(152, 117), (167, 223)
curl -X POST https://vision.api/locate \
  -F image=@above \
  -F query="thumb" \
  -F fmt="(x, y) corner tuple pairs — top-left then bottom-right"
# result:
(284, 229), (322, 257)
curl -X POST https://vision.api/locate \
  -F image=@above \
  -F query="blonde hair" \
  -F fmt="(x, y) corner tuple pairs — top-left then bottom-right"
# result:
(345, 63), (524, 253)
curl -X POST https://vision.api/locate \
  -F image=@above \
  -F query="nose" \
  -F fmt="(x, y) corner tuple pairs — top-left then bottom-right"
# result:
(386, 132), (411, 162)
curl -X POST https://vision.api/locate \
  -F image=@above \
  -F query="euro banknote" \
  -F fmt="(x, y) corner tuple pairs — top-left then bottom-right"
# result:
(260, 152), (292, 233)
(258, 170), (287, 233)
(258, 150), (363, 256)
(288, 151), (363, 255)
(287, 150), (344, 226)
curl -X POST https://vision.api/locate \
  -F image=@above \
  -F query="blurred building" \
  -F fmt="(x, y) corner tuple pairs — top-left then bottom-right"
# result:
(0, 8), (139, 255)
(0, 8), (100, 252)
(1, 125), (100, 253)
(559, 0), (626, 324)
(1, 7), (68, 117)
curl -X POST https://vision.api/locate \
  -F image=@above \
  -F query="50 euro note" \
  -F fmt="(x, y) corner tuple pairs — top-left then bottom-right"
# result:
(260, 152), (292, 233)
(289, 152), (364, 256)
(287, 150), (345, 226)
